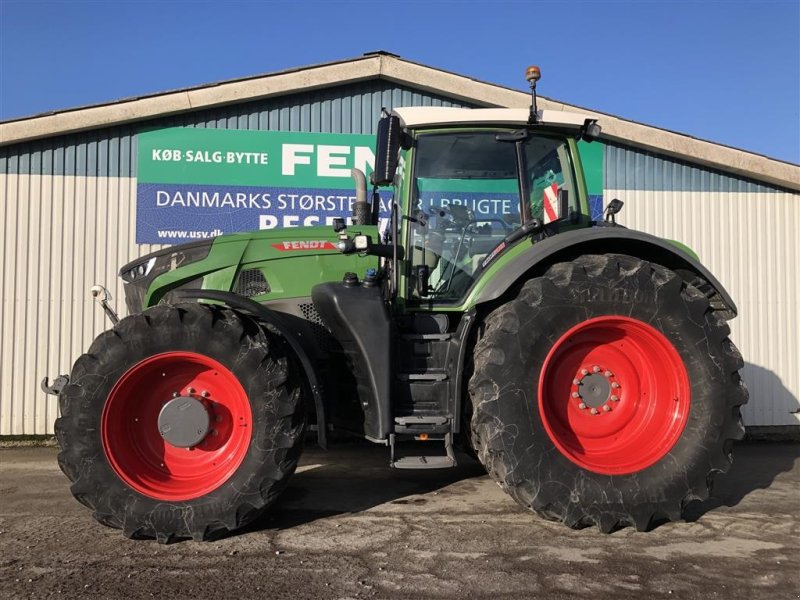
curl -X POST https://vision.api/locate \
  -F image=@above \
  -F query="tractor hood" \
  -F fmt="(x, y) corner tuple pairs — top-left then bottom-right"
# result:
(118, 225), (379, 314)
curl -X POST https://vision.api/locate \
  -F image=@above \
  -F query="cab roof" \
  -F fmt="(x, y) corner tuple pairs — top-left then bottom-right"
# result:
(392, 107), (594, 129)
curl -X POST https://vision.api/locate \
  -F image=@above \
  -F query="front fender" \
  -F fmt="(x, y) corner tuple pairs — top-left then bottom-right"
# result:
(177, 289), (328, 448)
(467, 227), (737, 316)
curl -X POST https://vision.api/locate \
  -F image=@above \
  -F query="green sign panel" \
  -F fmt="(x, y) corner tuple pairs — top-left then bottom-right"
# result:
(136, 128), (377, 243)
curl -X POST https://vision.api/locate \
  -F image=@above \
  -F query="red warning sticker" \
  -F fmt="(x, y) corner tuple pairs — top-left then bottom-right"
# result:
(543, 183), (559, 224)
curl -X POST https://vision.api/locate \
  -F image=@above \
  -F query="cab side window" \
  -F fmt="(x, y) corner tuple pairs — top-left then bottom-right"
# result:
(525, 140), (575, 223)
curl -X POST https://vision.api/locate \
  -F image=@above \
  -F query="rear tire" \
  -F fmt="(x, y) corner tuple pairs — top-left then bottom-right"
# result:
(55, 303), (305, 542)
(468, 254), (747, 532)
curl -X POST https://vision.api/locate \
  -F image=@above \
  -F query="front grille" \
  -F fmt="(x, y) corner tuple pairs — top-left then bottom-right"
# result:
(124, 276), (206, 314)
(123, 281), (147, 314)
(236, 269), (270, 297)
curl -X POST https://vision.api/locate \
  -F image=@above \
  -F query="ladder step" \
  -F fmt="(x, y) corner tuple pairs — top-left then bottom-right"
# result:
(389, 432), (457, 470)
(392, 456), (456, 470)
(400, 333), (451, 341)
(394, 415), (450, 434)
(397, 373), (448, 381)
(395, 416), (448, 425)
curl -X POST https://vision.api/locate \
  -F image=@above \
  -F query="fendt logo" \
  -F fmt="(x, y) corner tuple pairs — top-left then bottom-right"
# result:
(271, 241), (338, 251)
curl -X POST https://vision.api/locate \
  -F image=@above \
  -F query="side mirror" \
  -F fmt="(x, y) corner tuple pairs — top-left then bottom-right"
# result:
(580, 119), (602, 142)
(372, 114), (402, 186)
(604, 198), (624, 225)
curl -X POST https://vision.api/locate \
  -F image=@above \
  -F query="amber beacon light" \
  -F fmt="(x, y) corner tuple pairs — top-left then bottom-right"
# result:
(526, 65), (542, 124)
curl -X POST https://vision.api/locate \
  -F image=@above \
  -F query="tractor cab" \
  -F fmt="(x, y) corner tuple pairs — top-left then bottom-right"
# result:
(385, 106), (600, 305)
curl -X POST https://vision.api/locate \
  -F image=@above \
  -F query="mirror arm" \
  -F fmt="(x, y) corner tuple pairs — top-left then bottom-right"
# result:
(504, 218), (543, 245)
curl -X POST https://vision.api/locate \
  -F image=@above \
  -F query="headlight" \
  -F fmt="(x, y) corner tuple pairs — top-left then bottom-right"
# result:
(119, 240), (213, 283)
(126, 257), (156, 280)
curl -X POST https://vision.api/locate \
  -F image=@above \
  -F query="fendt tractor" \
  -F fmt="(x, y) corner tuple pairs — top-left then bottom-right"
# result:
(49, 67), (747, 542)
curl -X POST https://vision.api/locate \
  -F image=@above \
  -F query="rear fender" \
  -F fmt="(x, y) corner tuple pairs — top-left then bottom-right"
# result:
(470, 227), (737, 316)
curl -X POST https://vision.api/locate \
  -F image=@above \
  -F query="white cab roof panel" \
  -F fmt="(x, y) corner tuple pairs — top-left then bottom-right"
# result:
(392, 107), (594, 129)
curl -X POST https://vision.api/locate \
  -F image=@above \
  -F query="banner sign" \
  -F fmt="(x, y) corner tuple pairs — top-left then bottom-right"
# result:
(136, 127), (605, 244)
(136, 128), (382, 244)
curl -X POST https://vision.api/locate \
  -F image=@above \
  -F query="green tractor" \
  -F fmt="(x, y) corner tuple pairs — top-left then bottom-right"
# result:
(52, 68), (747, 541)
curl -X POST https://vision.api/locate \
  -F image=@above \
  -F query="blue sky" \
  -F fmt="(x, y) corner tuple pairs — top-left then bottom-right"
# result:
(1, 0), (798, 163)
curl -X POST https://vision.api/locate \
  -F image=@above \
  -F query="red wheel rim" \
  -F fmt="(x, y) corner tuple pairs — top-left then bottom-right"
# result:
(538, 316), (690, 475)
(101, 352), (252, 501)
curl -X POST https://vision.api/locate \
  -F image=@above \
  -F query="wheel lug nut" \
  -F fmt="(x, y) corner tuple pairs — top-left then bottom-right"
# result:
(571, 392), (581, 398)
(172, 391), (179, 398)
(603, 405), (611, 412)
(187, 387), (196, 394)
(581, 369), (589, 376)
(605, 370), (613, 377)
(590, 408), (599, 415)
(592, 365), (600, 373)
(611, 382), (620, 389)
(578, 403), (587, 410)
(201, 390), (210, 398)
(610, 395), (619, 402)
(573, 378), (580, 385)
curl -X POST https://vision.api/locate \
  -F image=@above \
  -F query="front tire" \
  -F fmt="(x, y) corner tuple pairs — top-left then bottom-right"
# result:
(55, 303), (305, 542)
(468, 254), (747, 532)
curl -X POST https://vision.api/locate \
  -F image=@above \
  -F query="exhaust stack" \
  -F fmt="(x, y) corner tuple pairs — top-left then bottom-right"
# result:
(351, 168), (370, 225)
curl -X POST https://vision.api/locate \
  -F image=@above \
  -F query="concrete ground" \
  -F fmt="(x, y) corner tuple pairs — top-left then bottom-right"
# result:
(0, 442), (798, 600)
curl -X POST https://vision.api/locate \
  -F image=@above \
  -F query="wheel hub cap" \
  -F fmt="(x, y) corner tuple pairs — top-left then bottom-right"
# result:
(158, 396), (211, 448)
(576, 373), (611, 408)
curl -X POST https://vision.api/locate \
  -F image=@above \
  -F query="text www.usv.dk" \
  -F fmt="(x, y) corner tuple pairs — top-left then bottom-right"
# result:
(156, 229), (223, 239)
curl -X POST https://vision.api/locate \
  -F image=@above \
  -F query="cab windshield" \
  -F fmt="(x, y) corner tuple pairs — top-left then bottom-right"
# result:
(407, 130), (576, 302)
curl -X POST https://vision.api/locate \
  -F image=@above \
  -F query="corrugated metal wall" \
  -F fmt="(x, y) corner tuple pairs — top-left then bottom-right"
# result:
(0, 81), (472, 435)
(1, 80), (797, 434)
(0, 174), (141, 435)
(605, 144), (800, 427)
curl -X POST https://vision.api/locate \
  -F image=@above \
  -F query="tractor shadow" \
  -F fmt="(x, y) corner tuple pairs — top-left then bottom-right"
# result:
(681, 440), (800, 523)
(682, 362), (799, 523)
(234, 439), (800, 537)
(236, 361), (800, 537)
(236, 441), (488, 536)
(236, 439), (800, 537)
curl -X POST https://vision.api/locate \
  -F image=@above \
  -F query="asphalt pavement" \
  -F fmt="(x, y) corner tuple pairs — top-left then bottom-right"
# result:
(0, 441), (798, 599)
